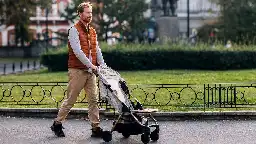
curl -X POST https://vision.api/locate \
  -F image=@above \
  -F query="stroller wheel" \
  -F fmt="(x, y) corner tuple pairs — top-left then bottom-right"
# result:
(150, 129), (159, 141)
(141, 133), (150, 144)
(122, 132), (130, 138)
(102, 131), (112, 142)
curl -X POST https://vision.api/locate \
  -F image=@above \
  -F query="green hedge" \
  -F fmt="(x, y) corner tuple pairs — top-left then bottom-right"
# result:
(41, 48), (256, 71)
(41, 53), (68, 71)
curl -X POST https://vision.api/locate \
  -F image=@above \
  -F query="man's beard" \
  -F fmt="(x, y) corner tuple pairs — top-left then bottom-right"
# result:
(83, 17), (92, 23)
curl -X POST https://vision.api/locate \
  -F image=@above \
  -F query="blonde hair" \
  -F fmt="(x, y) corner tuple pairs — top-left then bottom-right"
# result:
(77, 2), (92, 15)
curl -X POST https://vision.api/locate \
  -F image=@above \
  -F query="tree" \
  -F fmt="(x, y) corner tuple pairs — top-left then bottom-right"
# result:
(0, 0), (5, 25)
(62, 0), (148, 41)
(60, 0), (81, 23)
(1, 0), (52, 46)
(7, 0), (37, 46)
(200, 0), (256, 44)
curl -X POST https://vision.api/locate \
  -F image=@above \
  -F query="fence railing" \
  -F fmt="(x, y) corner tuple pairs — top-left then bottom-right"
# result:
(1, 82), (256, 111)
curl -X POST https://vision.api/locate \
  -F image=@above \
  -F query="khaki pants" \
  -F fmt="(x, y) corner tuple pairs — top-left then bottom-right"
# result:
(55, 68), (100, 128)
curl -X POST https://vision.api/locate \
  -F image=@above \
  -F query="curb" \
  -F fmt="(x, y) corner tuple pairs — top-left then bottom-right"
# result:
(0, 108), (105, 119)
(1, 108), (256, 121)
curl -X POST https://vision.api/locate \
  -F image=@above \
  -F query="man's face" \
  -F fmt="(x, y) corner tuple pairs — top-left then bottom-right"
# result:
(79, 7), (92, 23)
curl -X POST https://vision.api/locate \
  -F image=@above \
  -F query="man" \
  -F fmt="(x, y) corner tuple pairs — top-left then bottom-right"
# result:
(50, 2), (106, 138)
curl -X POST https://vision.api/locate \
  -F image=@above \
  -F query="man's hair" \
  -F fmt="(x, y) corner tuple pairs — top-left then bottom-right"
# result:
(77, 2), (92, 15)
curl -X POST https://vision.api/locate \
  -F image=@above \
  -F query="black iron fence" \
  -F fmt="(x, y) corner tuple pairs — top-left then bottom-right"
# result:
(1, 82), (256, 111)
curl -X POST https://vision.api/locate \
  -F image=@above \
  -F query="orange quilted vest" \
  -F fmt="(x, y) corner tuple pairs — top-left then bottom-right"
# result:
(68, 21), (97, 69)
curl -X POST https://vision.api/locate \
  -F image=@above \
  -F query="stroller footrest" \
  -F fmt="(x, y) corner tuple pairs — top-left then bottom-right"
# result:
(132, 108), (158, 113)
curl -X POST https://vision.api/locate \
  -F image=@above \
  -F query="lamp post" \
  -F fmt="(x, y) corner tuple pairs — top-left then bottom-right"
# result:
(45, 7), (49, 52)
(187, 0), (190, 38)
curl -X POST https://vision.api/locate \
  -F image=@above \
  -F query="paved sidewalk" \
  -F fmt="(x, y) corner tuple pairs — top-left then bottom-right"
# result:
(1, 116), (256, 144)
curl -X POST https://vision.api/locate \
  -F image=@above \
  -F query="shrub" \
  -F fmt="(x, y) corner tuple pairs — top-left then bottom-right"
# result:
(40, 42), (256, 71)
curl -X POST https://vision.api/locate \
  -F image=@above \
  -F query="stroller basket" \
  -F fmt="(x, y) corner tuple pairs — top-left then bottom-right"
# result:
(97, 65), (160, 144)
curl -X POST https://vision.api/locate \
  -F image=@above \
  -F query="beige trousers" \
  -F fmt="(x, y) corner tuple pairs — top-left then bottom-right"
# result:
(55, 68), (100, 128)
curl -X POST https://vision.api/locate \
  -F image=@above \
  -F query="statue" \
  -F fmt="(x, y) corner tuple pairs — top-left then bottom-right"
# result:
(161, 0), (178, 16)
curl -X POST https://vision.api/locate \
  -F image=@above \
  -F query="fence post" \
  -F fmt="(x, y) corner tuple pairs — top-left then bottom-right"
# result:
(12, 63), (15, 73)
(27, 61), (30, 70)
(33, 60), (36, 70)
(3, 64), (6, 75)
(20, 62), (23, 72)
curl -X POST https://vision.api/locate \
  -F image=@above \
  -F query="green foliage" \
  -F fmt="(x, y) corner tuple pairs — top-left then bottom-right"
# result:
(0, 0), (4, 25)
(38, 0), (52, 9)
(0, 0), (52, 46)
(1, 0), (37, 46)
(61, 0), (83, 23)
(100, 0), (148, 31)
(199, 0), (256, 44)
(61, 0), (148, 40)
(41, 42), (256, 71)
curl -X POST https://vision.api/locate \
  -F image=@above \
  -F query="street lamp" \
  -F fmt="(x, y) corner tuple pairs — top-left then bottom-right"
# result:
(187, 0), (190, 38)
(45, 7), (49, 52)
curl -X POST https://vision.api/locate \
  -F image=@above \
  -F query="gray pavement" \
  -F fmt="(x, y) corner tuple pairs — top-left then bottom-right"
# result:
(1, 116), (256, 144)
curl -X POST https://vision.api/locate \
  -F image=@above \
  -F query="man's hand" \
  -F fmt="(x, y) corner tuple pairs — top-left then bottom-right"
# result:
(91, 65), (98, 76)
(91, 65), (97, 71)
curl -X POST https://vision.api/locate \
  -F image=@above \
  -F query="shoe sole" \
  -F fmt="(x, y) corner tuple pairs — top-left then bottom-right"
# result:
(51, 126), (65, 137)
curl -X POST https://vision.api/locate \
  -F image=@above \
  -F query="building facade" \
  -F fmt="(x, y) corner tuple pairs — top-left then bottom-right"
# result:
(148, 0), (220, 35)
(0, 0), (72, 46)
(0, 0), (220, 46)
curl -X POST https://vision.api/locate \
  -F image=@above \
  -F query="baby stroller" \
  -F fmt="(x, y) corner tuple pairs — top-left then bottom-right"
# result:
(96, 65), (159, 144)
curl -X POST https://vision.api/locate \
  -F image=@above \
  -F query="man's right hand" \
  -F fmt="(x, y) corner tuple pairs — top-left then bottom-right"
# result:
(91, 65), (98, 75)
(91, 65), (97, 71)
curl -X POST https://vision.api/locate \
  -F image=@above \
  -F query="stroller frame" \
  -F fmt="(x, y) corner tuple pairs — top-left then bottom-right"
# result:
(109, 104), (160, 143)
(97, 65), (159, 144)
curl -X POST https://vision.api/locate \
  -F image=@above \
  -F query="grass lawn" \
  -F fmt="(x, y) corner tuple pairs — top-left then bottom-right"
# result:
(1, 68), (256, 84)
(1, 69), (256, 111)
